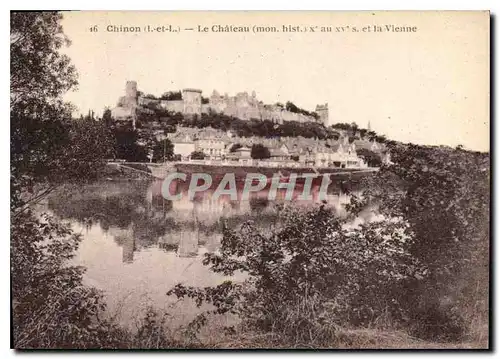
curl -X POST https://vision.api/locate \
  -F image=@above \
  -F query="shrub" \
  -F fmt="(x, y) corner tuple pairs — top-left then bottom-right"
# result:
(190, 151), (205, 160)
(251, 144), (271, 159)
(168, 204), (424, 346)
(11, 211), (120, 348)
(11, 209), (183, 349)
(359, 143), (489, 342)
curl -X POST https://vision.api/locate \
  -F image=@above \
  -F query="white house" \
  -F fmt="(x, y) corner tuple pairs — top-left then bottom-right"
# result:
(171, 135), (196, 159)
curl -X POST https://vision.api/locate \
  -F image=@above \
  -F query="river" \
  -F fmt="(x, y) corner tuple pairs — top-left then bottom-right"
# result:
(43, 177), (361, 334)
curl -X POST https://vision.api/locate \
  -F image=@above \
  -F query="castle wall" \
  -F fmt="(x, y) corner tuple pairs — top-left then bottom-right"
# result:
(117, 95), (137, 108)
(201, 104), (211, 114)
(138, 97), (160, 107)
(112, 81), (326, 125)
(111, 106), (135, 120)
(281, 111), (314, 124)
(161, 100), (184, 113)
(182, 89), (202, 115)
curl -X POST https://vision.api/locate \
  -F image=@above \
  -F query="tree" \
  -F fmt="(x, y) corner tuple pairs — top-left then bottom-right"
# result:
(230, 143), (242, 152)
(11, 12), (77, 105)
(11, 12), (114, 209)
(10, 12), (120, 348)
(102, 107), (113, 127)
(190, 151), (205, 160)
(356, 148), (382, 167)
(251, 144), (271, 159)
(159, 91), (182, 101)
(113, 125), (147, 162)
(285, 101), (299, 113)
(152, 139), (174, 162)
(168, 205), (422, 346)
(11, 12), (77, 191)
(367, 131), (377, 141)
(358, 143), (489, 341)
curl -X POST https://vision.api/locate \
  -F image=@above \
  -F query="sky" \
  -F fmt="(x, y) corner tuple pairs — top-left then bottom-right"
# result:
(60, 11), (490, 151)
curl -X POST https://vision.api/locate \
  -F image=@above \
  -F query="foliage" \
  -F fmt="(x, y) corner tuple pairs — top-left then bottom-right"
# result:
(190, 151), (206, 160)
(229, 143), (242, 153)
(12, 210), (123, 348)
(11, 11), (77, 187)
(10, 11), (115, 205)
(356, 148), (382, 167)
(112, 125), (148, 162)
(11, 211), (180, 348)
(160, 91), (182, 101)
(65, 118), (115, 175)
(102, 107), (113, 127)
(152, 139), (174, 163)
(11, 12), (135, 349)
(251, 144), (271, 160)
(167, 142), (489, 345)
(358, 143), (489, 341)
(168, 205), (424, 346)
(133, 307), (175, 348)
(11, 12), (77, 105)
(331, 123), (354, 132)
(285, 101), (318, 119)
(128, 109), (336, 140)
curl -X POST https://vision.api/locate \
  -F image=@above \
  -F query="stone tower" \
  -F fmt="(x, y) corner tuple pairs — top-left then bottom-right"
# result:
(182, 88), (202, 116)
(111, 80), (139, 129)
(125, 80), (138, 99)
(315, 103), (329, 125)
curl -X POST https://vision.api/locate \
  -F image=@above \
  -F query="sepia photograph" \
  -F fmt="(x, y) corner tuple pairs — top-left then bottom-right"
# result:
(10, 10), (490, 350)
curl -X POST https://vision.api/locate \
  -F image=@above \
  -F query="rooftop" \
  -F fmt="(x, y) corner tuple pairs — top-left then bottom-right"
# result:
(182, 88), (202, 93)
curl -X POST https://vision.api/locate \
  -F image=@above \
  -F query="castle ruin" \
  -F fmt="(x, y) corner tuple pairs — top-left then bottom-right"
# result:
(111, 81), (330, 126)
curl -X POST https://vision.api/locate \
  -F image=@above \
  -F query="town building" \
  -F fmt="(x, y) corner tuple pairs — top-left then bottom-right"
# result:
(170, 134), (196, 160)
(195, 138), (226, 160)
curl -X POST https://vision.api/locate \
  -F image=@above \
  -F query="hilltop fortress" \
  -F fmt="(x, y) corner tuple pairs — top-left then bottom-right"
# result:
(111, 81), (329, 126)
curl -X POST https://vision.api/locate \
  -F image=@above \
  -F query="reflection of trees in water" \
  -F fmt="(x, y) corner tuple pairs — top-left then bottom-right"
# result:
(158, 242), (178, 252)
(249, 197), (269, 212)
(48, 181), (349, 261)
(48, 183), (150, 230)
(114, 234), (135, 263)
(151, 192), (173, 213)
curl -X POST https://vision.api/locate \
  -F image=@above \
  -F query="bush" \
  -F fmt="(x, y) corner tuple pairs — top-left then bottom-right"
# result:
(190, 151), (205, 160)
(167, 143), (489, 346)
(357, 148), (382, 167)
(11, 210), (182, 349)
(168, 204), (424, 346)
(251, 144), (271, 159)
(359, 143), (489, 342)
(11, 211), (119, 348)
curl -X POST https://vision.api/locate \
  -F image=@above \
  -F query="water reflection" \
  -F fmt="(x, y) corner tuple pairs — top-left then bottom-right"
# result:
(48, 178), (355, 262)
(45, 176), (358, 327)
